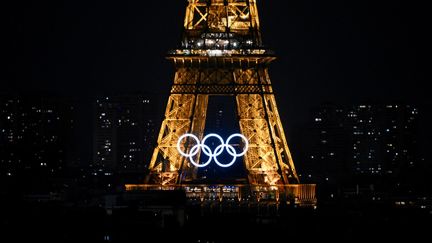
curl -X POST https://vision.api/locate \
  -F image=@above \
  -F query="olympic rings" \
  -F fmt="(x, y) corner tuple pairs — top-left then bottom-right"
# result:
(177, 133), (249, 168)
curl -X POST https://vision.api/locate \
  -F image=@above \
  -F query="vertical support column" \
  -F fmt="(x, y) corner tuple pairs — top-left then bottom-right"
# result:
(178, 94), (209, 183)
(248, 0), (262, 45)
(260, 69), (299, 183)
(235, 68), (282, 186)
(146, 94), (196, 185)
(147, 67), (205, 185)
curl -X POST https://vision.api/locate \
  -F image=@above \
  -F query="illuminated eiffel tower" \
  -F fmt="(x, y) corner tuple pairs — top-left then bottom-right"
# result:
(129, 0), (315, 205)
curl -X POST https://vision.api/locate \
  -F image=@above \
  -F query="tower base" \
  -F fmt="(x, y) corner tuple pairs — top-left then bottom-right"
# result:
(125, 183), (317, 208)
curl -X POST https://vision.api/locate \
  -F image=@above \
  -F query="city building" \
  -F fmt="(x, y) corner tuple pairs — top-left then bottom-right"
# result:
(294, 103), (422, 203)
(92, 94), (160, 175)
(0, 95), (76, 178)
(300, 103), (420, 199)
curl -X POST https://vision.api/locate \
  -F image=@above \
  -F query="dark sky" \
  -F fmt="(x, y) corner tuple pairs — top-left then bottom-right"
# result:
(4, 0), (430, 128)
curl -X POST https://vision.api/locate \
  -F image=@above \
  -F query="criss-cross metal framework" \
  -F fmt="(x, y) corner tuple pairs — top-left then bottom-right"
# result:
(146, 0), (300, 188)
(183, 0), (261, 44)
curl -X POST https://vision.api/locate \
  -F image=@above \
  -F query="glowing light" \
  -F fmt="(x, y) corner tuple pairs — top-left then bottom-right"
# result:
(207, 49), (223, 56)
(177, 133), (249, 168)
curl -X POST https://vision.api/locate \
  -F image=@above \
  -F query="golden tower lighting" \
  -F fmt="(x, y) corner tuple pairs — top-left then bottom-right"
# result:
(128, 0), (316, 206)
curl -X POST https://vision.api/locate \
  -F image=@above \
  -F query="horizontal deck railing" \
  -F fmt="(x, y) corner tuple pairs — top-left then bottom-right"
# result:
(125, 183), (316, 206)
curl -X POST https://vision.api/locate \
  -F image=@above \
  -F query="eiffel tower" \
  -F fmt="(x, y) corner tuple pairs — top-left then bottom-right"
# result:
(128, 0), (315, 205)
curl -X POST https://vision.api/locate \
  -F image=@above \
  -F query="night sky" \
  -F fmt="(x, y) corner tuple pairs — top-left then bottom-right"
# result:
(4, 0), (430, 138)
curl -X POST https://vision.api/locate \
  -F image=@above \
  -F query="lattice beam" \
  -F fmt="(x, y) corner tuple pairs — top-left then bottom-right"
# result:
(183, 0), (261, 44)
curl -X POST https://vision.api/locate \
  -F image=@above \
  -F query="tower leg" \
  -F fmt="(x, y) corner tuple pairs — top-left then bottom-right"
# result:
(146, 93), (209, 185)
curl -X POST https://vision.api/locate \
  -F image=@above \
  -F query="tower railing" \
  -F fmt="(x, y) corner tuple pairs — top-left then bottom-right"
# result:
(125, 183), (317, 207)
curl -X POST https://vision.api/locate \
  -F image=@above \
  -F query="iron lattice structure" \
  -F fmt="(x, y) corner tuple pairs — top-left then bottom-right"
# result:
(146, 0), (300, 187)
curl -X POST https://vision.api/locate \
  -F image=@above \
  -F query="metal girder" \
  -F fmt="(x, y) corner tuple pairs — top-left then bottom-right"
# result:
(171, 84), (272, 94)
(184, 0), (261, 44)
(147, 66), (299, 186)
(146, 94), (208, 185)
